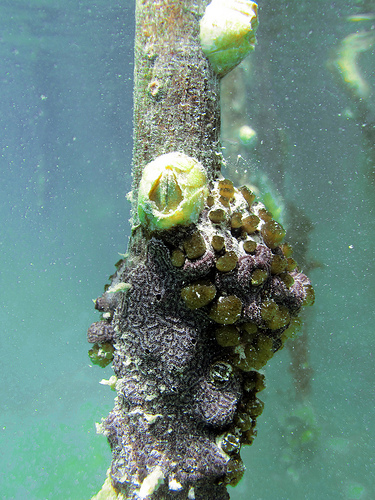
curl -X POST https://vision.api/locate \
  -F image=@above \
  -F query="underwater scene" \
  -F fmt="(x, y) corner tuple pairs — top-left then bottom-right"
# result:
(1, 0), (374, 499)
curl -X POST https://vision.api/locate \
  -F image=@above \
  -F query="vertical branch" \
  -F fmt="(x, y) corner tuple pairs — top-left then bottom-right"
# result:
(132, 0), (221, 214)
(88, 2), (315, 499)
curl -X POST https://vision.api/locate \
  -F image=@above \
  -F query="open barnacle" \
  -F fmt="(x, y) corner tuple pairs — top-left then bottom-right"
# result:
(138, 152), (208, 230)
(199, 0), (259, 78)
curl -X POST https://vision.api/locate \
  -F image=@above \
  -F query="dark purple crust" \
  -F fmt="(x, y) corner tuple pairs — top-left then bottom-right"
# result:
(87, 320), (115, 343)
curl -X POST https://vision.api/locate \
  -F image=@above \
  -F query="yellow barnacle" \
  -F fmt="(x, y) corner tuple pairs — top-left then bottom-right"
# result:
(200, 0), (259, 78)
(138, 152), (208, 230)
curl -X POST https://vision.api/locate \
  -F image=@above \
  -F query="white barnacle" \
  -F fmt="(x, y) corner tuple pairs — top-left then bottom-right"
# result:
(199, 0), (259, 77)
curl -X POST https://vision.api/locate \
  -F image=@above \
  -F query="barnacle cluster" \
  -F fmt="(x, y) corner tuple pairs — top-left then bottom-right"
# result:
(87, 172), (314, 498)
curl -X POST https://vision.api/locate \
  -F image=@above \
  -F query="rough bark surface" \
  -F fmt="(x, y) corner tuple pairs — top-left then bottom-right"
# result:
(132, 0), (221, 213)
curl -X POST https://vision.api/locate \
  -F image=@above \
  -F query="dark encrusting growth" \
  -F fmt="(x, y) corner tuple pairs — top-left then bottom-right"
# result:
(88, 178), (314, 499)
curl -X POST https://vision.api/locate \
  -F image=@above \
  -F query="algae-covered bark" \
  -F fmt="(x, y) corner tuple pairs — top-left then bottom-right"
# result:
(88, 1), (314, 499)
(132, 0), (221, 211)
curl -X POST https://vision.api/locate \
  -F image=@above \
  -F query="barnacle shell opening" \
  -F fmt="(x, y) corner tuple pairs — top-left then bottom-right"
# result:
(199, 0), (259, 77)
(138, 152), (208, 230)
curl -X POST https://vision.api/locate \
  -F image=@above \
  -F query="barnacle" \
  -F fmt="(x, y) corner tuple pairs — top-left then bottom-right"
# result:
(209, 361), (233, 386)
(200, 0), (259, 78)
(219, 433), (241, 454)
(138, 152), (208, 230)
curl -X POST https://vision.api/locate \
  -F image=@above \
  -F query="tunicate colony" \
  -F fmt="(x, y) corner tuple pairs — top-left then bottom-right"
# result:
(87, 161), (314, 499)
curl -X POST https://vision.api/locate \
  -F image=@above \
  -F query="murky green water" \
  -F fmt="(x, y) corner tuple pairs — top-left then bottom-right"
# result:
(1, 1), (374, 499)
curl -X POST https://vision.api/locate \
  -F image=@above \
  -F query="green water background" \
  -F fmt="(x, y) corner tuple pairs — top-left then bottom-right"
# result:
(1, 1), (374, 499)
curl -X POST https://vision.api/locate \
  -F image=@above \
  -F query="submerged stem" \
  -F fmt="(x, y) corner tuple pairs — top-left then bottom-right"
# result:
(132, 0), (221, 220)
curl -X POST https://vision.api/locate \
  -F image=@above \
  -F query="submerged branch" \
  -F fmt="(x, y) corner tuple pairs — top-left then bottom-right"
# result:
(88, 2), (314, 499)
(132, 0), (221, 216)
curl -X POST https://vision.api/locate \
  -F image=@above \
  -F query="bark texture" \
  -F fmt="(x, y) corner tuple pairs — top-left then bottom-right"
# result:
(132, 0), (221, 215)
